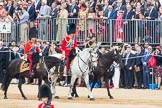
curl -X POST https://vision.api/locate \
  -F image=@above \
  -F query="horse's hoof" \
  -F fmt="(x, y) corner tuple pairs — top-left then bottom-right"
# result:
(68, 97), (73, 100)
(88, 95), (90, 98)
(75, 94), (79, 98)
(71, 92), (74, 97)
(4, 97), (8, 99)
(90, 98), (95, 101)
(109, 96), (114, 99)
(55, 96), (60, 99)
(24, 97), (28, 100)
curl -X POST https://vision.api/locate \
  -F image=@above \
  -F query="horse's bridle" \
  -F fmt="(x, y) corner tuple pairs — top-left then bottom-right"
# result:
(77, 51), (98, 73)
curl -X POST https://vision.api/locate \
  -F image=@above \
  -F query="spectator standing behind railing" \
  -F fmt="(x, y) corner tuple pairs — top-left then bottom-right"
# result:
(104, 5), (117, 42)
(103, 0), (109, 13)
(18, 6), (29, 42)
(134, 6), (145, 43)
(157, 7), (162, 42)
(113, 0), (126, 11)
(35, 0), (42, 12)
(50, 2), (59, 41)
(78, 3), (88, 41)
(27, 0), (36, 28)
(114, 10), (124, 42)
(37, 0), (51, 40)
(144, 3), (158, 43)
(68, 0), (79, 23)
(0, 41), (5, 83)
(154, 0), (161, 11)
(5, 0), (15, 18)
(0, 2), (6, 19)
(0, 4), (14, 42)
(89, 0), (96, 11)
(56, 3), (68, 42)
(123, 4), (135, 43)
(95, 4), (104, 42)
(87, 7), (96, 33)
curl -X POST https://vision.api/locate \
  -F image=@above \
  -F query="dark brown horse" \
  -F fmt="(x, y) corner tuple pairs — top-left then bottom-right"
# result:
(71, 49), (122, 99)
(1, 53), (64, 100)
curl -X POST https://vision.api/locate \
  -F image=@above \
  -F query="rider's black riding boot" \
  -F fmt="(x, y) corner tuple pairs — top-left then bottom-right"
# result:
(31, 67), (36, 76)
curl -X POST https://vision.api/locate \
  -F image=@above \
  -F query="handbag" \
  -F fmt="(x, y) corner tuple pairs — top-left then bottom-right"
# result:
(148, 56), (156, 67)
(134, 66), (140, 72)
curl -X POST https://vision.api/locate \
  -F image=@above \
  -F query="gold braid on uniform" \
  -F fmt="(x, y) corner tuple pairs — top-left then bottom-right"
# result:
(87, 41), (94, 48)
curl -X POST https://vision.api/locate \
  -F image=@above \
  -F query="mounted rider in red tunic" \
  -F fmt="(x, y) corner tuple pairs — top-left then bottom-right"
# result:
(61, 23), (78, 76)
(24, 27), (41, 76)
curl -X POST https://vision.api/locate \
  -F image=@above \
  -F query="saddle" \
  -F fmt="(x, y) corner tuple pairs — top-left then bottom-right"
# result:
(20, 60), (40, 73)
(20, 61), (30, 73)
(69, 48), (77, 66)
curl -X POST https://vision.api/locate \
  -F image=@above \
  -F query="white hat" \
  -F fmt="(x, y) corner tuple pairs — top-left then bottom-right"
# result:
(0, 2), (4, 6)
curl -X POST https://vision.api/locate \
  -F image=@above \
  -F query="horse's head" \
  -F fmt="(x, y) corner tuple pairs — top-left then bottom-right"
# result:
(113, 48), (122, 64)
(88, 48), (98, 69)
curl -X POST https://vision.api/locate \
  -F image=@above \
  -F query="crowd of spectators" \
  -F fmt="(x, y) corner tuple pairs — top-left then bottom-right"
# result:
(0, 38), (162, 90)
(0, 0), (162, 89)
(0, 0), (162, 44)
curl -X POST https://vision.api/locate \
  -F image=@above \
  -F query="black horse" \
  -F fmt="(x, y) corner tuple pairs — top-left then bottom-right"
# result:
(71, 49), (122, 99)
(1, 53), (64, 100)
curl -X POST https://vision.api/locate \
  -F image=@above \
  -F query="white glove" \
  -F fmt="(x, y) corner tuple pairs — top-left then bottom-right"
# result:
(21, 56), (27, 61)
(39, 52), (42, 56)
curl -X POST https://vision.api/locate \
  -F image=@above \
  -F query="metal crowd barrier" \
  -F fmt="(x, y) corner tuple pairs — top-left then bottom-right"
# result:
(0, 18), (162, 46)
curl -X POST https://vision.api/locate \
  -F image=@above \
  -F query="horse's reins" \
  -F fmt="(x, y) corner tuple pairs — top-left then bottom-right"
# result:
(77, 54), (89, 73)
(77, 52), (98, 74)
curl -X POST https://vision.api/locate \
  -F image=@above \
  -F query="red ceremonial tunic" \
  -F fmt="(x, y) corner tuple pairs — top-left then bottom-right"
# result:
(24, 41), (40, 55)
(61, 35), (78, 74)
(61, 35), (78, 56)
(24, 41), (41, 74)
(38, 103), (54, 108)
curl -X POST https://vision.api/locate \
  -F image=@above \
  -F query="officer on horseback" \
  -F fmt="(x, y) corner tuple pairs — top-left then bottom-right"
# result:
(24, 27), (41, 76)
(61, 23), (79, 76)
(85, 29), (96, 48)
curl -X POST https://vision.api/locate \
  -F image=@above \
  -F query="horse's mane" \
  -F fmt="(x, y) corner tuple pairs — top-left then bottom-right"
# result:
(44, 56), (61, 63)
(102, 50), (114, 58)
(98, 50), (115, 67)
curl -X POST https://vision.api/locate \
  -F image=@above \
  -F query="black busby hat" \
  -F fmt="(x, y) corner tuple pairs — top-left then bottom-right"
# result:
(67, 23), (76, 35)
(39, 84), (52, 99)
(29, 27), (37, 40)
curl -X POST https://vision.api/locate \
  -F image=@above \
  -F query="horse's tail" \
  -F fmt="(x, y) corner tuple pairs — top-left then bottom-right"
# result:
(1, 69), (9, 91)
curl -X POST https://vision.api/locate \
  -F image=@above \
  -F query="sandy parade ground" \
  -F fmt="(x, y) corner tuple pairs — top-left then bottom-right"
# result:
(0, 84), (162, 108)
